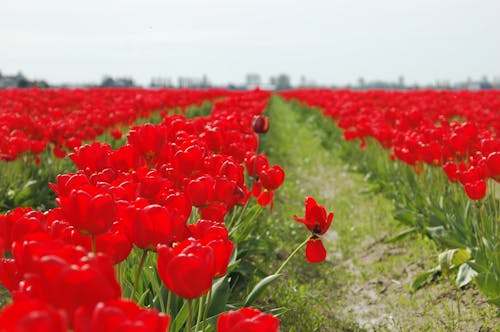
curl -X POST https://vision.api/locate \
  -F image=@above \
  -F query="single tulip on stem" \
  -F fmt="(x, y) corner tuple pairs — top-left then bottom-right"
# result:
(277, 196), (334, 274)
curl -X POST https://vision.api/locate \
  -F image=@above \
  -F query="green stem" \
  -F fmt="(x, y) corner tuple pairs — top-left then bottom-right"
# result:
(195, 295), (204, 332)
(166, 290), (172, 315)
(131, 250), (148, 300)
(187, 299), (193, 332)
(157, 285), (166, 314)
(202, 290), (212, 331)
(275, 236), (311, 275)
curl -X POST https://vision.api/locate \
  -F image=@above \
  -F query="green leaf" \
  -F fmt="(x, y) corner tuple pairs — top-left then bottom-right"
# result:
(384, 227), (417, 243)
(14, 180), (37, 206)
(487, 296), (500, 309)
(170, 301), (189, 332)
(411, 268), (438, 292)
(393, 210), (416, 226)
(466, 261), (488, 274)
(208, 277), (230, 317)
(450, 249), (471, 266)
(475, 273), (500, 299)
(227, 244), (238, 268)
(244, 274), (281, 307)
(482, 237), (494, 252)
(456, 263), (478, 288)
(269, 307), (288, 317)
(425, 226), (446, 240)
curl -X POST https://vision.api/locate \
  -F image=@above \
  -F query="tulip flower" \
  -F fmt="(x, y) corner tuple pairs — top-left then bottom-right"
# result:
(188, 220), (234, 277)
(294, 197), (333, 236)
(293, 197), (333, 264)
(58, 185), (116, 237)
(0, 300), (69, 332)
(259, 165), (285, 191)
(121, 204), (177, 251)
(217, 307), (280, 332)
(12, 239), (121, 318)
(252, 115), (270, 134)
(74, 299), (170, 332)
(464, 180), (487, 200)
(157, 239), (216, 299)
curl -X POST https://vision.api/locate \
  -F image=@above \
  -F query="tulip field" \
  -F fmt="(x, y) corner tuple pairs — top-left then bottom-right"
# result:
(0, 88), (499, 331)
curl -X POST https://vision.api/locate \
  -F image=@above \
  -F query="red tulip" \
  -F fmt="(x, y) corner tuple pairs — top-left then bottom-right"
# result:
(69, 142), (112, 173)
(50, 172), (90, 197)
(109, 144), (144, 171)
(305, 236), (327, 263)
(54, 222), (132, 264)
(486, 152), (500, 180)
(464, 180), (487, 200)
(252, 115), (270, 134)
(110, 128), (123, 139)
(188, 220), (234, 277)
(199, 203), (228, 223)
(122, 204), (177, 250)
(74, 299), (170, 332)
(245, 153), (269, 178)
(0, 300), (69, 332)
(173, 145), (205, 176)
(259, 165), (285, 191)
(294, 197), (333, 235)
(13, 241), (121, 317)
(257, 190), (274, 208)
(217, 307), (280, 332)
(0, 257), (18, 291)
(0, 207), (45, 257)
(127, 124), (168, 161)
(186, 175), (215, 207)
(157, 239), (216, 299)
(442, 162), (458, 182)
(53, 146), (67, 159)
(59, 186), (116, 236)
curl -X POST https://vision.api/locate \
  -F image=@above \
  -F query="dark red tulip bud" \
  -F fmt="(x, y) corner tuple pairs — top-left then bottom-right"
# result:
(252, 115), (270, 134)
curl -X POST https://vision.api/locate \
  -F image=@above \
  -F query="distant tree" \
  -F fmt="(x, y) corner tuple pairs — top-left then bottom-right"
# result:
(101, 76), (116, 87)
(272, 74), (291, 90)
(17, 78), (30, 88)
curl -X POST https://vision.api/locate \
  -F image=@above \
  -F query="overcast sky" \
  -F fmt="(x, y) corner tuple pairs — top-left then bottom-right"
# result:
(1, 0), (499, 86)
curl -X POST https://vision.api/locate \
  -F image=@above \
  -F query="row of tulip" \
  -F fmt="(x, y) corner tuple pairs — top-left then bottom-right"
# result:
(282, 90), (500, 310)
(0, 89), (334, 331)
(0, 88), (233, 162)
(280, 89), (499, 200)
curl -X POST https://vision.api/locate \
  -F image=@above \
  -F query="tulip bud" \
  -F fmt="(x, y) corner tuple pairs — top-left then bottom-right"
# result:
(252, 115), (269, 134)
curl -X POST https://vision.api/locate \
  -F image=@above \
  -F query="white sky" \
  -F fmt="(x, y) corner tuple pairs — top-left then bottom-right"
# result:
(1, 0), (499, 86)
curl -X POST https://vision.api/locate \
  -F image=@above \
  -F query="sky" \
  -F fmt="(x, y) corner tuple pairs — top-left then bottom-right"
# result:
(1, 0), (499, 86)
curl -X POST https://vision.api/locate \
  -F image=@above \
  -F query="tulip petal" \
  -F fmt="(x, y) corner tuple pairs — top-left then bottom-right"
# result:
(305, 237), (326, 263)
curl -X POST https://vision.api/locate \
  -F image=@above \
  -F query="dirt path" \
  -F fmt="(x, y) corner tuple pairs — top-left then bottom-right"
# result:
(263, 97), (499, 331)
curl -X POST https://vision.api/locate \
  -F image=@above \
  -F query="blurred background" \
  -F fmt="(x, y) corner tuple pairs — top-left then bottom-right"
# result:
(1, 0), (499, 89)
